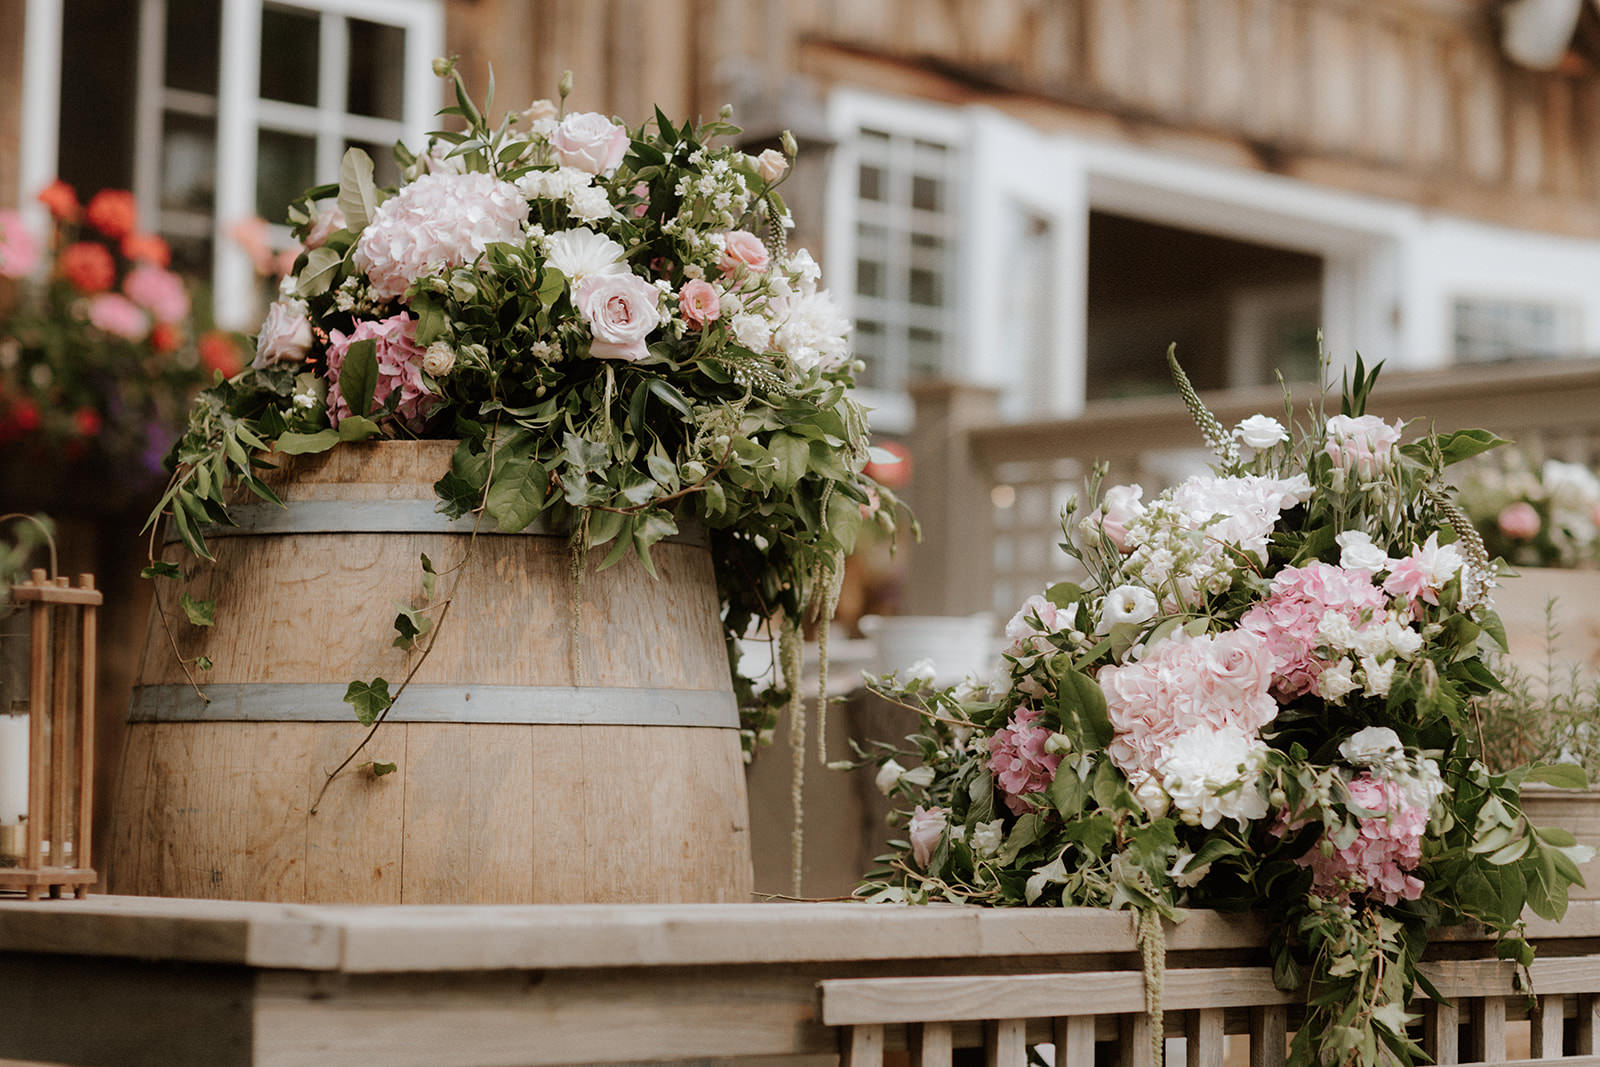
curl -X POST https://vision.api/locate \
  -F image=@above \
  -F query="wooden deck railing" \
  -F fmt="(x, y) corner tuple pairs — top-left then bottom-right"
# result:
(904, 360), (1600, 619)
(5, 895), (1600, 1065)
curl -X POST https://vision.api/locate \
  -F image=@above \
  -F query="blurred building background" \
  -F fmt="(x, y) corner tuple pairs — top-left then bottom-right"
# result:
(9, 0), (1600, 896)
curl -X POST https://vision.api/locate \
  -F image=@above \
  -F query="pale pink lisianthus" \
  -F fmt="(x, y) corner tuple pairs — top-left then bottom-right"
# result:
(123, 265), (190, 323)
(1324, 414), (1403, 480)
(678, 279), (721, 328)
(907, 805), (947, 868)
(1082, 484), (1145, 552)
(574, 273), (661, 361)
(352, 171), (527, 300)
(1382, 532), (1464, 609)
(0, 211), (40, 278)
(1298, 773), (1426, 905)
(1240, 561), (1387, 699)
(988, 706), (1062, 814)
(1003, 593), (1065, 655)
(303, 203), (347, 250)
(718, 229), (770, 276)
(325, 312), (437, 430)
(1497, 501), (1541, 540)
(550, 112), (630, 176)
(87, 293), (149, 340)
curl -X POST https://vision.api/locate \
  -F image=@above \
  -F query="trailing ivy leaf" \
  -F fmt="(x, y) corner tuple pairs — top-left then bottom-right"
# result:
(141, 561), (182, 580)
(298, 246), (343, 297)
(369, 760), (397, 777)
(338, 339), (379, 418)
(336, 146), (378, 232)
(194, 656), (213, 671)
(179, 593), (215, 627)
(343, 677), (393, 726)
(275, 429), (342, 455)
(420, 553), (437, 599)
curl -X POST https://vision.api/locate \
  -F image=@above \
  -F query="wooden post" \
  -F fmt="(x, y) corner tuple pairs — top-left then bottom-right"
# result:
(50, 576), (69, 873)
(906, 380), (1002, 617)
(75, 574), (96, 895)
(26, 569), (47, 900)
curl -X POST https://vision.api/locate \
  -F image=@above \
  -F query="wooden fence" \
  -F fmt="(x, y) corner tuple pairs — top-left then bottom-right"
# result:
(904, 360), (1600, 619)
(5, 895), (1600, 1065)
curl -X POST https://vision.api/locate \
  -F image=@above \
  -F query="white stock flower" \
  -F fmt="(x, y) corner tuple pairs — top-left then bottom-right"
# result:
(874, 759), (906, 796)
(544, 228), (627, 284)
(774, 288), (851, 372)
(904, 658), (938, 685)
(567, 185), (612, 222)
(1234, 414), (1288, 450)
(1360, 656), (1396, 697)
(1336, 531), (1392, 572)
(1157, 725), (1270, 829)
(970, 818), (1004, 857)
(1096, 584), (1159, 634)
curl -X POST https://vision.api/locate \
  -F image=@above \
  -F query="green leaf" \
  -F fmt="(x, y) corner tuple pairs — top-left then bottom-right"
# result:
(485, 455), (548, 533)
(337, 415), (382, 442)
(420, 552), (437, 599)
(298, 245), (344, 297)
(343, 677), (393, 726)
(1433, 428), (1510, 467)
(194, 656), (213, 671)
(369, 760), (397, 777)
(1053, 668), (1114, 749)
(179, 593), (215, 627)
(337, 339), (379, 418)
(337, 146), (378, 232)
(141, 561), (182, 580)
(392, 602), (433, 649)
(768, 433), (809, 491)
(274, 429), (342, 455)
(1526, 763), (1589, 790)
(414, 299), (448, 347)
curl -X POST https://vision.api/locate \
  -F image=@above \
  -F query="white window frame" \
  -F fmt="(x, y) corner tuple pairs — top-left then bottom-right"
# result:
(17, 0), (65, 237)
(132, 0), (442, 327)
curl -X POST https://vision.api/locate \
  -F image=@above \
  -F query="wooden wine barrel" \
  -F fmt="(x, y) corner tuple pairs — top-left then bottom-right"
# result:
(107, 440), (754, 904)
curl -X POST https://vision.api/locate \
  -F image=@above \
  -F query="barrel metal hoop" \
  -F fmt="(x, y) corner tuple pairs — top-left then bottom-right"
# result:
(129, 682), (740, 728)
(162, 500), (710, 547)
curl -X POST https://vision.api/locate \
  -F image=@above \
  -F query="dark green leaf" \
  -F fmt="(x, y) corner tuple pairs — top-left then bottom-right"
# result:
(369, 760), (397, 777)
(343, 677), (393, 726)
(141, 561), (182, 580)
(338, 339), (379, 418)
(275, 429), (342, 455)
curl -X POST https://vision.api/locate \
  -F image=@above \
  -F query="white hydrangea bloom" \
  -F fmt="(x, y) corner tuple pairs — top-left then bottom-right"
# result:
(1157, 725), (1270, 829)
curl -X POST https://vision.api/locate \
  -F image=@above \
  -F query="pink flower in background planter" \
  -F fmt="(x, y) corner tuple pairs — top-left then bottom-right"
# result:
(550, 112), (630, 175)
(1299, 773), (1427, 905)
(0, 211), (39, 278)
(1497, 501), (1541, 540)
(87, 293), (150, 340)
(677, 279), (721, 328)
(574, 272), (661, 361)
(325, 312), (437, 430)
(907, 805), (947, 868)
(718, 230), (770, 276)
(123, 265), (190, 323)
(988, 706), (1062, 814)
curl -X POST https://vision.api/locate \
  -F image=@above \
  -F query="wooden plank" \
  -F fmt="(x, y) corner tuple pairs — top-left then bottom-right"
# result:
(1119, 1012), (1153, 1067)
(303, 723), (405, 904)
(49, 599), (70, 867)
(985, 1018), (1027, 1067)
(76, 580), (95, 880)
(104, 724), (157, 893)
(1249, 1004), (1286, 1067)
(1531, 993), (1563, 1059)
(821, 972), (1146, 1025)
(843, 1025), (884, 1067)
(1186, 1008), (1224, 1067)
(26, 599), (46, 880)
(529, 724), (588, 902)
(912, 1020), (954, 1067)
(1056, 1015), (1096, 1067)
(1426, 999), (1460, 1065)
(1470, 997), (1507, 1064)
(1578, 994), (1600, 1055)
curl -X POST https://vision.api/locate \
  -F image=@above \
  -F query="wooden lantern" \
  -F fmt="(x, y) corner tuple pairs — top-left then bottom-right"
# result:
(0, 569), (100, 899)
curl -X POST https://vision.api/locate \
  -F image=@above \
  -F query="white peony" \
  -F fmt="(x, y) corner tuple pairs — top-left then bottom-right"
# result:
(774, 288), (850, 371)
(352, 171), (527, 300)
(1234, 414), (1288, 450)
(544, 228), (627, 284)
(1336, 530), (1392, 573)
(1096, 584), (1159, 634)
(729, 312), (772, 351)
(1157, 725), (1270, 829)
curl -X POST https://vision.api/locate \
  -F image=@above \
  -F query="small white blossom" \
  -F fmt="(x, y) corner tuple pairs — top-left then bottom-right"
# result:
(1097, 584), (1159, 634)
(971, 819), (1004, 857)
(1316, 659), (1358, 703)
(1360, 656), (1396, 697)
(874, 759), (906, 796)
(1234, 414), (1288, 450)
(1336, 531), (1392, 572)
(1339, 726), (1404, 768)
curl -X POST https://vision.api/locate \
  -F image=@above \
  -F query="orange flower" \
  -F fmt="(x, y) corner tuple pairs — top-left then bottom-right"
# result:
(59, 241), (115, 293)
(199, 330), (243, 377)
(122, 232), (171, 267)
(72, 407), (104, 438)
(36, 179), (79, 222)
(149, 321), (182, 354)
(86, 190), (138, 240)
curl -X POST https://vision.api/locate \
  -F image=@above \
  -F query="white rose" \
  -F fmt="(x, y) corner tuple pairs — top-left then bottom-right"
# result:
(1336, 531), (1392, 573)
(544, 227), (627, 284)
(253, 298), (313, 367)
(874, 759), (906, 796)
(907, 805), (947, 868)
(754, 148), (789, 183)
(729, 312), (772, 351)
(1134, 777), (1170, 819)
(1096, 584), (1158, 634)
(1234, 414), (1288, 450)
(423, 341), (455, 377)
(1338, 725), (1404, 767)
(1316, 659), (1358, 704)
(904, 658), (937, 685)
(970, 818), (1004, 857)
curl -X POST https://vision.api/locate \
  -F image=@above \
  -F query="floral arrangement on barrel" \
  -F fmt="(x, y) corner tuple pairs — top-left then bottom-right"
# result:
(145, 64), (906, 759)
(0, 183), (237, 490)
(859, 351), (1589, 1067)
(1455, 448), (1600, 570)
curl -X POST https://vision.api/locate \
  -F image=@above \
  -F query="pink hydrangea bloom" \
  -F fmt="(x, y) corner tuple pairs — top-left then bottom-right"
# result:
(325, 313), (437, 431)
(1298, 773), (1427, 905)
(1100, 629), (1277, 793)
(0, 210), (40, 278)
(123, 265), (190, 323)
(1240, 562), (1387, 699)
(86, 293), (149, 340)
(988, 707), (1062, 814)
(352, 171), (527, 300)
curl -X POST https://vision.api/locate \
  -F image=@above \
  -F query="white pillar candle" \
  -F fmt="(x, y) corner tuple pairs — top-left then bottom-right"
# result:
(0, 713), (29, 826)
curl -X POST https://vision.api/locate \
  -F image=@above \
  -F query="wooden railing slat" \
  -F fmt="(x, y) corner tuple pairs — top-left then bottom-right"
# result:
(1186, 1007), (1225, 1067)
(1579, 995), (1600, 1055)
(1469, 997), (1508, 1064)
(985, 1019), (1027, 1067)
(1427, 999), (1461, 1065)
(843, 1024), (884, 1067)
(1248, 1004), (1286, 1067)
(1531, 993), (1564, 1059)
(912, 1021), (954, 1067)
(1055, 1015), (1096, 1067)
(1119, 1012), (1153, 1067)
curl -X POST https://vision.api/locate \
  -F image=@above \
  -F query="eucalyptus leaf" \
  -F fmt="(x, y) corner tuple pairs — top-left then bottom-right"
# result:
(336, 146), (378, 232)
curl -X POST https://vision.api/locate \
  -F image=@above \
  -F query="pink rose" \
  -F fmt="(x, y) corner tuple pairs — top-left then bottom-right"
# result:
(123, 265), (190, 323)
(907, 805), (947, 868)
(550, 112), (630, 176)
(253, 298), (314, 367)
(0, 210), (40, 278)
(303, 203), (346, 250)
(754, 148), (789, 184)
(678, 280), (721, 329)
(718, 229), (770, 276)
(87, 293), (149, 340)
(1497, 501), (1541, 540)
(574, 272), (661, 361)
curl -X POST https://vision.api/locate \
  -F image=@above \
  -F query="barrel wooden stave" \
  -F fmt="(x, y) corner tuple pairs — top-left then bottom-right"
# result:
(111, 441), (753, 904)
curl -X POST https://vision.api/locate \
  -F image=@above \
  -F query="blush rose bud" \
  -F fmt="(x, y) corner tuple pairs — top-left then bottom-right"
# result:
(558, 69), (573, 100)
(431, 57), (454, 78)
(780, 129), (798, 158)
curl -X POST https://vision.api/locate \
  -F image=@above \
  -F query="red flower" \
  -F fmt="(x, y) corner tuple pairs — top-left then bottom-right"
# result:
(199, 330), (243, 377)
(149, 321), (182, 354)
(86, 190), (138, 239)
(36, 180), (79, 222)
(72, 407), (103, 438)
(122, 232), (171, 267)
(59, 241), (115, 292)
(11, 399), (40, 434)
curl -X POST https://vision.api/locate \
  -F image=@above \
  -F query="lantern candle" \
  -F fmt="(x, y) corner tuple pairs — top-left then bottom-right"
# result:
(0, 707), (27, 861)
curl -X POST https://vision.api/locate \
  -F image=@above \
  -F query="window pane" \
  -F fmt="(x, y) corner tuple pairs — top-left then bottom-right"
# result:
(257, 129), (317, 219)
(856, 259), (885, 298)
(346, 19), (405, 120)
(854, 320), (885, 388)
(345, 140), (402, 189)
(911, 174), (943, 213)
(908, 326), (943, 377)
(858, 164), (885, 202)
(160, 112), (217, 213)
(165, 0), (220, 94)
(908, 266), (942, 306)
(260, 5), (320, 107)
